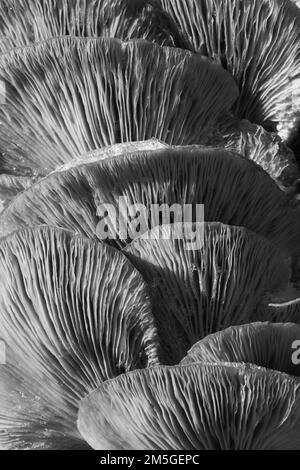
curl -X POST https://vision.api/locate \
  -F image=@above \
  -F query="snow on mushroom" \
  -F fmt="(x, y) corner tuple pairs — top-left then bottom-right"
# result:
(0, 226), (159, 449)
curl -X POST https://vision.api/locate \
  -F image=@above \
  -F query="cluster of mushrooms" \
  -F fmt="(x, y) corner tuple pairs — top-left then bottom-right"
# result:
(0, 0), (300, 451)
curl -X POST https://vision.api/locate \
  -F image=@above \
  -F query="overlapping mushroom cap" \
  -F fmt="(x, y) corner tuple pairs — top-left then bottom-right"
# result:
(0, 0), (188, 53)
(0, 357), (91, 450)
(0, 174), (35, 213)
(0, 145), (299, 258)
(0, 0), (300, 452)
(124, 223), (289, 363)
(161, 0), (300, 141)
(0, 226), (159, 449)
(214, 117), (300, 190)
(0, 37), (237, 176)
(181, 322), (300, 377)
(78, 363), (300, 450)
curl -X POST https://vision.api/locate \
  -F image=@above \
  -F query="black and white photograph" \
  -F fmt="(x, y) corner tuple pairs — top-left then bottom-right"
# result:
(0, 0), (300, 457)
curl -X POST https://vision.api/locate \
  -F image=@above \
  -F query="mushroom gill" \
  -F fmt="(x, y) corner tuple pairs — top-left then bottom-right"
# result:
(0, 37), (237, 176)
(181, 322), (300, 377)
(0, 0), (300, 452)
(78, 363), (300, 450)
(160, 0), (300, 141)
(0, 174), (34, 214)
(124, 223), (289, 364)
(0, 145), (298, 257)
(0, 226), (159, 449)
(0, 0), (188, 53)
(212, 117), (300, 190)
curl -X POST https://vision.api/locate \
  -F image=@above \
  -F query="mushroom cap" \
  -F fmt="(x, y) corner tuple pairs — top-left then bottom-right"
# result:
(0, 0), (188, 53)
(0, 174), (34, 214)
(124, 222), (289, 364)
(215, 117), (300, 189)
(161, 0), (300, 140)
(78, 363), (300, 450)
(181, 322), (300, 377)
(0, 36), (237, 176)
(0, 141), (166, 212)
(0, 145), (299, 256)
(53, 138), (169, 172)
(0, 226), (159, 449)
(0, 357), (90, 450)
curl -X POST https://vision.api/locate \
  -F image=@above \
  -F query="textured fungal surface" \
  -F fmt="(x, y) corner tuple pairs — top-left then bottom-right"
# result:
(0, 37), (237, 176)
(1, 0), (300, 452)
(215, 118), (300, 189)
(124, 223), (289, 364)
(0, 226), (158, 449)
(0, 0), (188, 53)
(0, 146), (299, 258)
(78, 363), (300, 450)
(0, 174), (34, 213)
(161, 0), (300, 140)
(0, 359), (91, 450)
(181, 322), (300, 377)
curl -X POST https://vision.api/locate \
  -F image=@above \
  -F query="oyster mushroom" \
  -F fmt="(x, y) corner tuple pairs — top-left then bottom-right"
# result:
(78, 363), (300, 450)
(0, 145), (299, 258)
(0, 37), (237, 176)
(181, 322), (300, 377)
(124, 223), (289, 364)
(0, 140), (167, 210)
(161, 0), (300, 141)
(0, 355), (90, 450)
(0, 226), (159, 449)
(0, 0), (188, 53)
(0, 174), (34, 214)
(211, 117), (300, 190)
